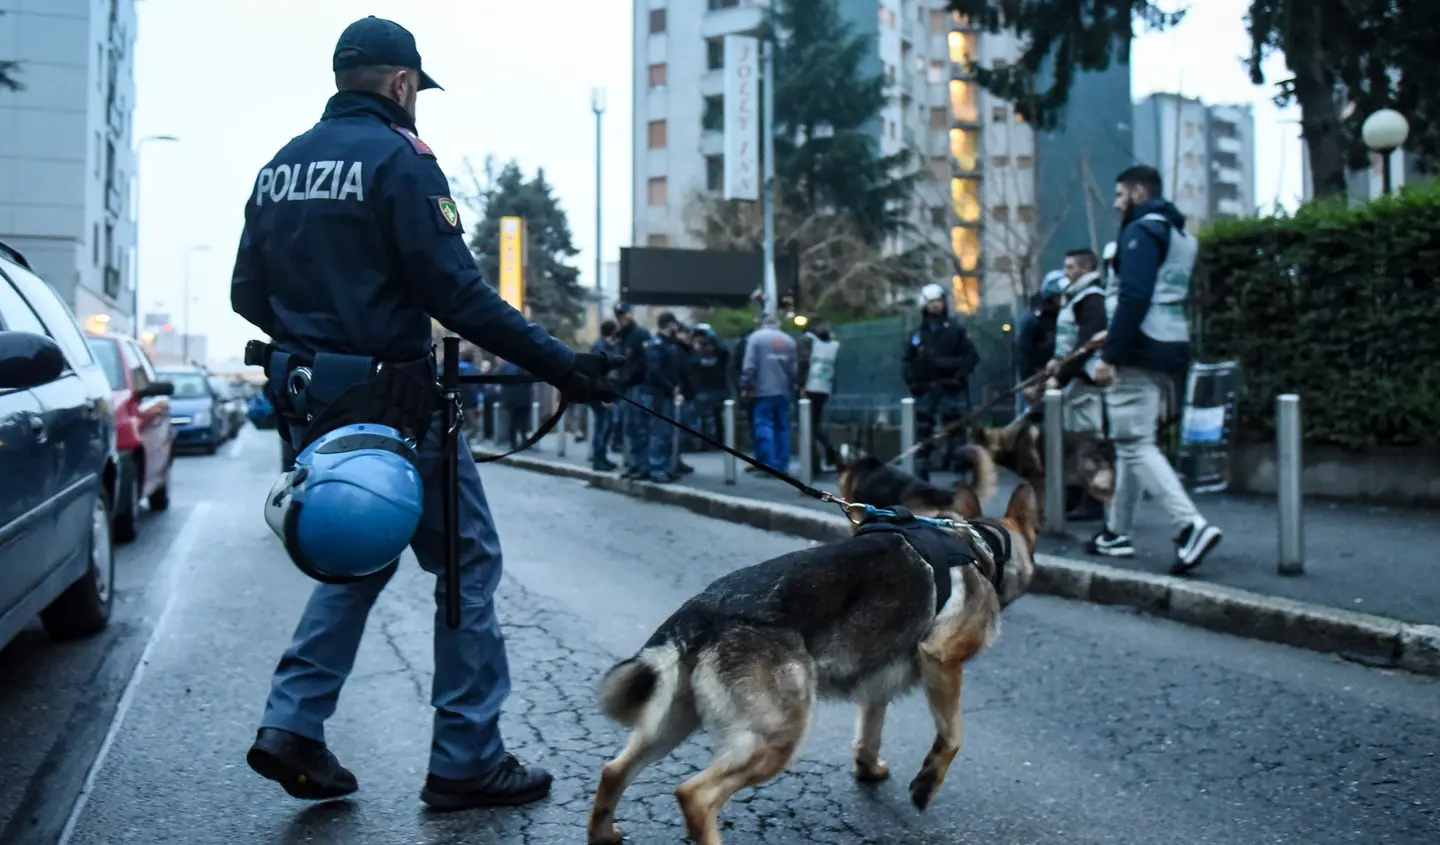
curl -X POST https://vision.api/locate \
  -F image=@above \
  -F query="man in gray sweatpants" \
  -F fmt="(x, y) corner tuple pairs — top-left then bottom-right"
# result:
(1089, 165), (1222, 574)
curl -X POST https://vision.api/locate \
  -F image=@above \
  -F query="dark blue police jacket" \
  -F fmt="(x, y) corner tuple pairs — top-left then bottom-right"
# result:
(643, 334), (685, 391)
(229, 90), (574, 384)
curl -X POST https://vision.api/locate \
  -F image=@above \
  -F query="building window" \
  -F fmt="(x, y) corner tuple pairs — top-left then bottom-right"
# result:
(928, 10), (947, 32)
(706, 37), (724, 70)
(949, 80), (977, 122)
(929, 206), (947, 228)
(994, 255), (1014, 272)
(1016, 154), (1034, 168)
(928, 157), (950, 181)
(930, 107), (948, 129)
(950, 128), (978, 170)
(991, 154), (1009, 167)
(888, 120), (896, 139)
(951, 177), (981, 222)
(991, 106), (1008, 123)
(706, 155), (724, 191)
(708, 0), (740, 9)
(93, 223), (100, 266)
(1016, 204), (1037, 222)
(96, 44), (103, 91)
(927, 60), (944, 84)
(950, 226), (979, 271)
(888, 9), (896, 26)
(648, 63), (667, 87)
(992, 205), (1010, 223)
(649, 9), (667, 33)
(887, 64), (896, 83)
(647, 233), (670, 247)
(95, 132), (102, 177)
(648, 120), (668, 149)
(647, 177), (667, 207)
(702, 95), (724, 131)
(948, 32), (976, 64)
(952, 275), (980, 314)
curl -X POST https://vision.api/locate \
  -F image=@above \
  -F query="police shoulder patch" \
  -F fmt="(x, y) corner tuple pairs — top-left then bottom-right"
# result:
(432, 195), (464, 234)
(389, 123), (436, 158)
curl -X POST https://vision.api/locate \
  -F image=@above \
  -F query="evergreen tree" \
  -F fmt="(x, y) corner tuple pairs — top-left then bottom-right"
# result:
(467, 160), (588, 343)
(945, 0), (1438, 201)
(767, 0), (916, 245)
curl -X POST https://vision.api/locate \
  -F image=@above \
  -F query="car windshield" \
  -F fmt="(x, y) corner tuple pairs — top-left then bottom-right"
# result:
(208, 377), (231, 397)
(86, 337), (126, 391)
(160, 372), (211, 399)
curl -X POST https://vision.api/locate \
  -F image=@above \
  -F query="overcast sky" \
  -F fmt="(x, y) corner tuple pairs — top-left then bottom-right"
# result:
(129, 0), (1301, 365)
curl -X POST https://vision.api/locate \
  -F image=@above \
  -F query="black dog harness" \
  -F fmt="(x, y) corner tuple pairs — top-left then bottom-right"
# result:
(854, 507), (1011, 612)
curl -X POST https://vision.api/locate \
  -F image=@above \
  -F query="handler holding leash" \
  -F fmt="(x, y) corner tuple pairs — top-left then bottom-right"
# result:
(230, 17), (611, 810)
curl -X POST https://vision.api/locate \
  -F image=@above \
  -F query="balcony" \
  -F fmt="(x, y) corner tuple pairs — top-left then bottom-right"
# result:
(1214, 135), (1242, 156)
(1214, 197), (1245, 217)
(701, 3), (764, 39)
(108, 100), (125, 136)
(105, 184), (123, 218)
(1213, 165), (1244, 185)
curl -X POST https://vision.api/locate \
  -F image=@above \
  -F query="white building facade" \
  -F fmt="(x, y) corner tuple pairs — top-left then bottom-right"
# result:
(1133, 93), (1257, 224)
(0, 0), (139, 335)
(631, 0), (1035, 314)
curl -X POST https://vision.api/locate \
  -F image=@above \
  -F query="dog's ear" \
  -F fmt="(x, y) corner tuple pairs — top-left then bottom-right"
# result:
(1004, 483), (1041, 545)
(949, 484), (983, 519)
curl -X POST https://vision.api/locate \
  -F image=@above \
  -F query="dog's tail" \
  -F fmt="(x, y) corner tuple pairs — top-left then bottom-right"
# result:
(597, 654), (661, 726)
(953, 444), (998, 504)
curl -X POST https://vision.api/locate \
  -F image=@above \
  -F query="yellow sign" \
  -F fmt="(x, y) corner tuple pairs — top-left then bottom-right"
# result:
(498, 216), (525, 312)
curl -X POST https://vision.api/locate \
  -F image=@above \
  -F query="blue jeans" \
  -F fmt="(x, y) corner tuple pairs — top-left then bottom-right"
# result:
(624, 386), (651, 471)
(262, 414), (510, 780)
(590, 404), (613, 467)
(751, 394), (791, 472)
(646, 392), (677, 478)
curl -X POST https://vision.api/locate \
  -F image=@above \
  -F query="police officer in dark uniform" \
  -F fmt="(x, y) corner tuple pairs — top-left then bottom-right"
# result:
(230, 17), (611, 810)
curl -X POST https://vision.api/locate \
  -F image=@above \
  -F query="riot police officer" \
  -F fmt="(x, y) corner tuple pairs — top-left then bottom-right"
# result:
(230, 17), (611, 810)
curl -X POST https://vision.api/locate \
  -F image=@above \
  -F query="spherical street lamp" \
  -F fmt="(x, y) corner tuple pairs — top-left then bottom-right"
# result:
(1361, 109), (1410, 194)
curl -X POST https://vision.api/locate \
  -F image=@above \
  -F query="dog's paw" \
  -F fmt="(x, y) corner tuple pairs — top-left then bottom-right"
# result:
(908, 767), (940, 810)
(587, 823), (624, 845)
(853, 758), (890, 783)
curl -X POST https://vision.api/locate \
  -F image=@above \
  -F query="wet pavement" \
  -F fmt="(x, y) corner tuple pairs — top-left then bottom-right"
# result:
(2, 425), (1437, 844)
(515, 432), (1440, 626)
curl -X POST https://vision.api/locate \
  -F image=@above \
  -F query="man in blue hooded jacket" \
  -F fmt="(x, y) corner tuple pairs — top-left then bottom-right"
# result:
(1087, 165), (1222, 574)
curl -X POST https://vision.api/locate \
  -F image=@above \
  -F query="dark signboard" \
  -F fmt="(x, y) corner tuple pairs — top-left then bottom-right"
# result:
(619, 246), (798, 308)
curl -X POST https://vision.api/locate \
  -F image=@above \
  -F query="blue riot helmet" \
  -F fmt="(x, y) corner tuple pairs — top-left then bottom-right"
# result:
(265, 423), (425, 584)
(1040, 270), (1067, 301)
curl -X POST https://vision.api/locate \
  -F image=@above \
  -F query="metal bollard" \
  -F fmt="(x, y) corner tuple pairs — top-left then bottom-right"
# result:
(1276, 393), (1304, 575)
(899, 397), (916, 476)
(556, 404), (568, 457)
(530, 401), (541, 439)
(722, 399), (737, 485)
(671, 397), (685, 469)
(797, 397), (813, 485)
(1043, 389), (1066, 535)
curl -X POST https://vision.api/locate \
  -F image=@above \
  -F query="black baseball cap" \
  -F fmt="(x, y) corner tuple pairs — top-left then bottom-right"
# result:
(333, 16), (442, 91)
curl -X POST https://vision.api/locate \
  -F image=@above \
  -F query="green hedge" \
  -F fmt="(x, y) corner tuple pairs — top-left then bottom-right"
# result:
(1193, 182), (1440, 450)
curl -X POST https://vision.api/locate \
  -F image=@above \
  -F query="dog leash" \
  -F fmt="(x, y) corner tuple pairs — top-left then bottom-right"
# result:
(886, 333), (1107, 467)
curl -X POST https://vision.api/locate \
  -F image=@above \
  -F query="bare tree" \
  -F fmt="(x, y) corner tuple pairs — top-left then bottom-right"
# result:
(683, 190), (927, 314)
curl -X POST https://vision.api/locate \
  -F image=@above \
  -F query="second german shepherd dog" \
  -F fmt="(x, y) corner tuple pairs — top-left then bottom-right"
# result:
(970, 418), (1116, 518)
(585, 459), (1039, 845)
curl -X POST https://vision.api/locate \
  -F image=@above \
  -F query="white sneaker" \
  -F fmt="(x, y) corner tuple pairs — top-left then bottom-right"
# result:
(1172, 519), (1222, 574)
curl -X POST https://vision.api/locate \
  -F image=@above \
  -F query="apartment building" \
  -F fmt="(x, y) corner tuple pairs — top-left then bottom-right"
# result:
(0, 0), (139, 335)
(1133, 93), (1257, 224)
(632, 0), (1122, 316)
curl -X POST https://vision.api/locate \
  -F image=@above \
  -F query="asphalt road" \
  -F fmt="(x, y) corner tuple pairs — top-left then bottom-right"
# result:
(2, 425), (1437, 845)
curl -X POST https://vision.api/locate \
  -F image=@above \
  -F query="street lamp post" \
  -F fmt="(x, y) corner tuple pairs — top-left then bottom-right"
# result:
(1361, 109), (1410, 195)
(591, 88), (606, 328)
(182, 245), (211, 364)
(133, 134), (179, 336)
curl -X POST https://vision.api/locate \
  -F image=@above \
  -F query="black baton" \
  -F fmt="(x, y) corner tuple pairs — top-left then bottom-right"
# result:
(440, 336), (462, 630)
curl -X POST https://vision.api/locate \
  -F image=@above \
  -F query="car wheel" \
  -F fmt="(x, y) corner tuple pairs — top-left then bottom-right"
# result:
(112, 455), (140, 544)
(41, 489), (115, 639)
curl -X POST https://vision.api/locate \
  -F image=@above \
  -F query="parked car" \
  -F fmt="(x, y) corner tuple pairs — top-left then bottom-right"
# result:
(208, 375), (246, 438)
(157, 366), (228, 454)
(85, 332), (175, 543)
(0, 241), (118, 650)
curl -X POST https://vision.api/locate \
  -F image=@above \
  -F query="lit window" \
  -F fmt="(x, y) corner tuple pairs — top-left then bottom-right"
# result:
(648, 120), (668, 149)
(951, 177), (981, 222)
(952, 275), (980, 314)
(949, 128), (978, 170)
(647, 177), (667, 207)
(949, 80), (977, 122)
(948, 32), (976, 64)
(950, 226), (979, 271)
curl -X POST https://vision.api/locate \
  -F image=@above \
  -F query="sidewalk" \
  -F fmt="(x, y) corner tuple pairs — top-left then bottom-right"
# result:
(491, 433), (1440, 628)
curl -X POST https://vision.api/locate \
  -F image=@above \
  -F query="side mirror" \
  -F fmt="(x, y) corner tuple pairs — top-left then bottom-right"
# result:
(0, 331), (66, 390)
(138, 380), (174, 398)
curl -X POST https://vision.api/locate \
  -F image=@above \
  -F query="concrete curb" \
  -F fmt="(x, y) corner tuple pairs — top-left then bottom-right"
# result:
(477, 448), (1440, 679)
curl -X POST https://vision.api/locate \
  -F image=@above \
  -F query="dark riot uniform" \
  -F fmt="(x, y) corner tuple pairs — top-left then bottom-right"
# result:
(231, 17), (574, 807)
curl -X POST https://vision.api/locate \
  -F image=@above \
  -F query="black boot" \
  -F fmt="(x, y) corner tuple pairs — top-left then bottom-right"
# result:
(246, 727), (358, 800)
(420, 754), (553, 811)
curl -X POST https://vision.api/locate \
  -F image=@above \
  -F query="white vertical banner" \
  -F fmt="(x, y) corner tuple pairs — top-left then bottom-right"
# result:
(723, 34), (760, 201)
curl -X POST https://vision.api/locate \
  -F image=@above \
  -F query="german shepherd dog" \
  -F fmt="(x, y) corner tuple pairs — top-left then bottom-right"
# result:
(584, 466), (1039, 844)
(835, 444), (998, 517)
(970, 418), (1115, 518)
